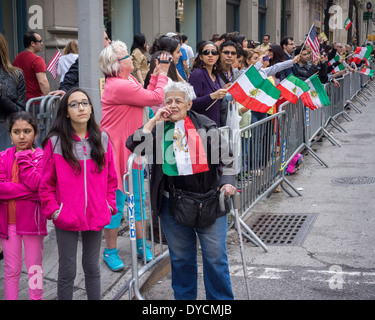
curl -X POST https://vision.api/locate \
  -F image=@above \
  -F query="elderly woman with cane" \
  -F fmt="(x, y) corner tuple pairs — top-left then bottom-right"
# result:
(127, 81), (237, 300)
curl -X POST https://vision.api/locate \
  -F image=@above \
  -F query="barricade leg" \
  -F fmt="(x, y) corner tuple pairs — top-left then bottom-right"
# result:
(346, 101), (362, 113)
(329, 118), (347, 133)
(322, 128), (342, 147)
(117, 154), (170, 300)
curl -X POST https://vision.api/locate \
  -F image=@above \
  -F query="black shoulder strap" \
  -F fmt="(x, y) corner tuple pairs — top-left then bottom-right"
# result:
(218, 73), (230, 84)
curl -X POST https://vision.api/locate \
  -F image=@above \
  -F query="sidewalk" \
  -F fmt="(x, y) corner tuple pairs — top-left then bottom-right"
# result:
(1, 95), (374, 301)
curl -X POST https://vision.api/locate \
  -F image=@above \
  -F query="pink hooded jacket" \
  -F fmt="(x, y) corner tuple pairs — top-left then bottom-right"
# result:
(0, 147), (47, 239)
(39, 131), (118, 232)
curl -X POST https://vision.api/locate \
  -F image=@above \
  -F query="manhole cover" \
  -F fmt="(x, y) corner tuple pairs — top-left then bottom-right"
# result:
(246, 213), (318, 246)
(332, 176), (375, 185)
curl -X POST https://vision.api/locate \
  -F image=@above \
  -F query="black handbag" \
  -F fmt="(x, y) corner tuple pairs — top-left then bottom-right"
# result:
(168, 187), (220, 229)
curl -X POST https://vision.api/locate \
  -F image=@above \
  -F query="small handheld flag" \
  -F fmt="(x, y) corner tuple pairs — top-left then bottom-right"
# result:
(350, 45), (373, 65)
(276, 74), (310, 104)
(228, 66), (281, 113)
(47, 50), (62, 80)
(360, 68), (374, 77)
(331, 64), (345, 74)
(302, 74), (331, 110)
(328, 55), (340, 67)
(305, 24), (320, 61)
(344, 18), (352, 31)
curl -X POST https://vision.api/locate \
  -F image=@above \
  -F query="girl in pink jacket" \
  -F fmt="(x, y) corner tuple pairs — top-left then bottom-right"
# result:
(0, 111), (46, 300)
(39, 88), (118, 300)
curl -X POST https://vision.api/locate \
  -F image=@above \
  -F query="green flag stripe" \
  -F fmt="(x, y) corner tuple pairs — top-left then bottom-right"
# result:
(310, 75), (330, 106)
(286, 74), (310, 92)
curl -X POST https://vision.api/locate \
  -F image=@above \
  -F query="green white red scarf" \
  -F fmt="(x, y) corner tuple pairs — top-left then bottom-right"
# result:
(162, 116), (209, 176)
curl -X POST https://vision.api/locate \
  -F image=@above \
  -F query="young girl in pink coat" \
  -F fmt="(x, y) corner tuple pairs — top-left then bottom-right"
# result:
(39, 88), (118, 300)
(0, 111), (46, 300)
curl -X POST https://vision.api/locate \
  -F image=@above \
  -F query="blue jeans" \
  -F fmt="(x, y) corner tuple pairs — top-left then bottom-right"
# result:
(160, 196), (233, 300)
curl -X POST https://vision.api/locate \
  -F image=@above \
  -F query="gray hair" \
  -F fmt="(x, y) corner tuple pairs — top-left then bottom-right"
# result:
(98, 40), (128, 77)
(163, 81), (197, 104)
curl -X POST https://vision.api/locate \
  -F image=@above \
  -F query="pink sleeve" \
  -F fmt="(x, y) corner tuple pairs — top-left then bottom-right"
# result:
(39, 140), (60, 220)
(0, 181), (39, 200)
(110, 75), (168, 107)
(0, 149), (39, 199)
(16, 149), (44, 192)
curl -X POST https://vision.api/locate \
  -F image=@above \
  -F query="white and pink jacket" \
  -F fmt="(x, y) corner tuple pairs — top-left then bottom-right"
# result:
(0, 147), (47, 239)
(39, 131), (118, 232)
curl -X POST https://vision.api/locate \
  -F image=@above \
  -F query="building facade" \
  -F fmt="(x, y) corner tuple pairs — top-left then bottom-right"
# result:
(1, 0), (372, 89)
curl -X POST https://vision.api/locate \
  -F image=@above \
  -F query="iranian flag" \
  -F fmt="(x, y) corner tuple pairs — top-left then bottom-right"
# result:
(228, 65), (281, 113)
(360, 68), (375, 77)
(350, 45), (373, 65)
(302, 74), (331, 110)
(162, 117), (209, 177)
(344, 18), (352, 31)
(276, 74), (310, 104)
(331, 63), (345, 74)
(328, 55), (340, 66)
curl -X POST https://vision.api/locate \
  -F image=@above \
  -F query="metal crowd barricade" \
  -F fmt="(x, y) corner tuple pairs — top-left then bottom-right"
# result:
(279, 100), (329, 168)
(119, 153), (169, 300)
(235, 110), (302, 222)
(324, 76), (351, 134)
(26, 95), (60, 146)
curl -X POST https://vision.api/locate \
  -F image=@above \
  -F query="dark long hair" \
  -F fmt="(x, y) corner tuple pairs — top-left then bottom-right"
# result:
(42, 88), (106, 174)
(148, 50), (178, 81)
(131, 33), (147, 54)
(192, 41), (223, 76)
(144, 35), (180, 87)
(8, 111), (39, 149)
(269, 44), (286, 79)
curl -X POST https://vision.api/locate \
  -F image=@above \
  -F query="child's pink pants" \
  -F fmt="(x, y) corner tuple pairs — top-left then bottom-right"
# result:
(0, 224), (44, 300)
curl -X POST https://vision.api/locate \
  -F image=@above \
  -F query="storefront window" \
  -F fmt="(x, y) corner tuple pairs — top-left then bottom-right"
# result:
(176, 0), (184, 33)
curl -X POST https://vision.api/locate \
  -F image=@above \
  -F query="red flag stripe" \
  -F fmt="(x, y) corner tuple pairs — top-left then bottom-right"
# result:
(229, 82), (272, 113)
(184, 117), (209, 174)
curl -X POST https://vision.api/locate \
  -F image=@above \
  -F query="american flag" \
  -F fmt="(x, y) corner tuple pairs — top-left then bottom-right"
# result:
(46, 50), (62, 80)
(305, 25), (320, 61)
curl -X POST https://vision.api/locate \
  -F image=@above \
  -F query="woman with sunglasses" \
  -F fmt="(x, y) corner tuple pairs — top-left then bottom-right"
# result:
(189, 41), (228, 127)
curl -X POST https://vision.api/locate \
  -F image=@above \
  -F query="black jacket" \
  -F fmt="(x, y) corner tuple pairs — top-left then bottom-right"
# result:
(126, 110), (237, 219)
(59, 58), (79, 92)
(0, 69), (26, 120)
(292, 62), (319, 81)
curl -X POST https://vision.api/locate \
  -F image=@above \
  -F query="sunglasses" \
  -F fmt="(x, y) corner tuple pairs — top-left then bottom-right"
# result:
(222, 50), (237, 56)
(202, 49), (219, 56)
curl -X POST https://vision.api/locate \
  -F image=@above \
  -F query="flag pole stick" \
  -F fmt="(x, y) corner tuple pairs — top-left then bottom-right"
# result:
(206, 99), (219, 111)
(301, 24), (314, 54)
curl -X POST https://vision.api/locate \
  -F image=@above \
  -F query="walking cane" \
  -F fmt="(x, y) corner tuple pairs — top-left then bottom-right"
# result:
(221, 191), (251, 300)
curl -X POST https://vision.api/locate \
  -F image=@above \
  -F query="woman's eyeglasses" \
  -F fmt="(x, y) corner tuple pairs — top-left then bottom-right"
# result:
(201, 49), (219, 56)
(68, 100), (91, 109)
(119, 55), (130, 61)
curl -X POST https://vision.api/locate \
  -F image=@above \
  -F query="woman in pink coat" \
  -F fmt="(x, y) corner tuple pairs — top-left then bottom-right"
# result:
(0, 111), (46, 300)
(98, 40), (170, 270)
